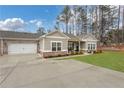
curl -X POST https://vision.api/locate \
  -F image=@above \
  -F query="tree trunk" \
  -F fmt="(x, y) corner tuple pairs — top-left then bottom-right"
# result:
(100, 6), (104, 43)
(85, 5), (87, 34)
(122, 6), (124, 43)
(95, 6), (98, 39)
(66, 22), (68, 33)
(117, 5), (120, 44)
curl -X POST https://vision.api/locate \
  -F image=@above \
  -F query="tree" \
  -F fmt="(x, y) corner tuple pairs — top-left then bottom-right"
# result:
(117, 5), (121, 44)
(122, 6), (124, 43)
(77, 6), (87, 35)
(72, 6), (78, 35)
(56, 16), (60, 29)
(59, 6), (72, 33)
(99, 5), (116, 45)
(56, 5), (124, 45)
(37, 27), (46, 35)
(54, 16), (60, 31)
(47, 29), (52, 33)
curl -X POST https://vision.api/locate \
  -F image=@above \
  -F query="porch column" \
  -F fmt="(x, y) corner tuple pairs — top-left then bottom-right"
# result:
(0, 38), (3, 56)
(79, 41), (80, 51)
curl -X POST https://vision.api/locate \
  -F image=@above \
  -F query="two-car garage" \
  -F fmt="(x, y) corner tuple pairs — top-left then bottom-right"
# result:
(0, 30), (40, 56)
(8, 43), (37, 55)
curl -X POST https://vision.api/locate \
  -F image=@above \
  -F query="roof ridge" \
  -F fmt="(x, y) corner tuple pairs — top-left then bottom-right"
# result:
(0, 30), (40, 39)
(0, 30), (37, 34)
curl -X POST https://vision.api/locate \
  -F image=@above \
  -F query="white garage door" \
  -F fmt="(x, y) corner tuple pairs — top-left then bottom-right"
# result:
(8, 43), (37, 54)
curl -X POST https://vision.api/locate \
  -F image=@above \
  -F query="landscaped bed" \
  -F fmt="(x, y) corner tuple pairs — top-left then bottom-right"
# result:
(62, 51), (124, 72)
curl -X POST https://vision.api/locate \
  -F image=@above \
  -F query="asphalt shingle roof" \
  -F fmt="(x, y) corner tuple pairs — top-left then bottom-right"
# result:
(0, 30), (97, 41)
(64, 33), (80, 41)
(79, 33), (97, 41)
(0, 30), (40, 39)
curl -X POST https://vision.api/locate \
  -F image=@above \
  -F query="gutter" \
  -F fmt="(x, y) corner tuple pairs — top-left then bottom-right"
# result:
(2, 37), (39, 41)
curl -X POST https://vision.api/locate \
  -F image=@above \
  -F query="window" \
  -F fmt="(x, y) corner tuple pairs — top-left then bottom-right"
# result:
(88, 44), (90, 50)
(57, 42), (61, 51)
(52, 42), (62, 51)
(91, 44), (92, 50)
(52, 42), (56, 51)
(92, 44), (95, 50)
(87, 44), (96, 50)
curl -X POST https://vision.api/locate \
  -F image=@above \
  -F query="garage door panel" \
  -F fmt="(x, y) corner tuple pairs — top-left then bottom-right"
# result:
(8, 43), (37, 54)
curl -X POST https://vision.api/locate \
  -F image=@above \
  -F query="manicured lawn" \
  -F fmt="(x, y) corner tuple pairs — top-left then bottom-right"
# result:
(64, 52), (124, 72)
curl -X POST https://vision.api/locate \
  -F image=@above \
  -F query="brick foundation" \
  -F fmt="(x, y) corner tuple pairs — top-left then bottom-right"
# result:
(41, 51), (68, 58)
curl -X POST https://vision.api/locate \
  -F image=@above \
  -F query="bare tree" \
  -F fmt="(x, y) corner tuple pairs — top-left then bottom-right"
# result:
(117, 5), (121, 44)
(56, 5), (124, 45)
(122, 6), (124, 43)
(60, 6), (72, 34)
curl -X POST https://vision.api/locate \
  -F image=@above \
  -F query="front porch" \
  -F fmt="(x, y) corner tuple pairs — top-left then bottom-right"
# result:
(68, 40), (97, 55)
(68, 41), (85, 55)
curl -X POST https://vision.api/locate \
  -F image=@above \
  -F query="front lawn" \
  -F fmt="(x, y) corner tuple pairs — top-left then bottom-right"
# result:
(64, 52), (124, 72)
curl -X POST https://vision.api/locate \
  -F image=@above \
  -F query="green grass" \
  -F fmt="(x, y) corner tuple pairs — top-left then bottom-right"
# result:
(64, 52), (124, 72)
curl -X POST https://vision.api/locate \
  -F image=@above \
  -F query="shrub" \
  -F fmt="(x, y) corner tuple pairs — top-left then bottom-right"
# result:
(97, 50), (102, 53)
(79, 50), (84, 54)
(58, 54), (62, 57)
(71, 51), (75, 55)
(75, 51), (79, 55)
(93, 51), (96, 54)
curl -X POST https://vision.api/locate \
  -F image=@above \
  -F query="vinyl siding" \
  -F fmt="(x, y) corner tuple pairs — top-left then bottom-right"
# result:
(47, 32), (66, 37)
(44, 38), (68, 52)
(39, 39), (43, 51)
(80, 42), (86, 50)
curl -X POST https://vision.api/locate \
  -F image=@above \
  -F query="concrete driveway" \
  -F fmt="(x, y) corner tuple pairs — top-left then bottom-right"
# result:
(0, 54), (124, 88)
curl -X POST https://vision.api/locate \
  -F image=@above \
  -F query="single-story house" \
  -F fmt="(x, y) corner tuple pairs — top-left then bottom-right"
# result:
(0, 30), (98, 57)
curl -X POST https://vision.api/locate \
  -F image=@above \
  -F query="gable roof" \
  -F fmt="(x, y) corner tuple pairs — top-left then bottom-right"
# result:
(0, 30), (40, 39)
(64, 33), (80, 41)
(79, 33), (98, 41)
(40, 30), (70, 39)
(0, 30), (98, 42)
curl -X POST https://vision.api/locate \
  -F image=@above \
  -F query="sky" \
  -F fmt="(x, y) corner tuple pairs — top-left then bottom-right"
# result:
(0, 5), (64, 33)
(0, 5), (123, 33)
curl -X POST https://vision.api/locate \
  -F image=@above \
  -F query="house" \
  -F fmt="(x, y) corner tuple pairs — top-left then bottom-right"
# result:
(0, 30), (98, 57)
